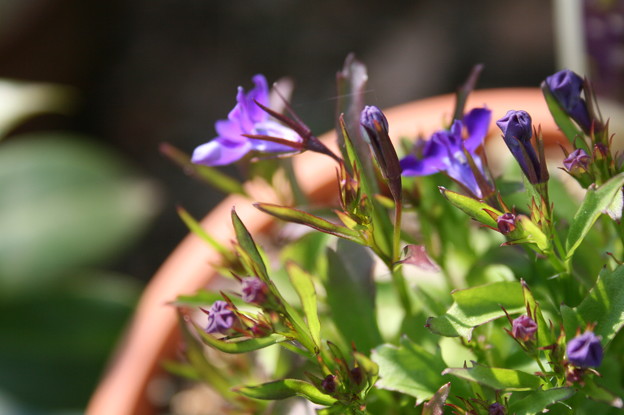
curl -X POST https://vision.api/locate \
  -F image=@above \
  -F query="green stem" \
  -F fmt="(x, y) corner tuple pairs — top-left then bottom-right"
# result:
(390, 266), (412, 316)
(393, 199), (403, 263)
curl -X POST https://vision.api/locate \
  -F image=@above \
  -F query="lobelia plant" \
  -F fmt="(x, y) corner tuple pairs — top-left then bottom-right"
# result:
(162, 57), (624, 414)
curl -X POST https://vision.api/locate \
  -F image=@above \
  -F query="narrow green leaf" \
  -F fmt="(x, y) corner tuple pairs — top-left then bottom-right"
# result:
(426, 281), (525, 340)
(231, 209), (269, 280)
(325, 241), (383, 353)
(194, 321), (287, 354)
(255, 202), (364, 243)
(160, 142), (248, 195)
(582, 378), (624, 408)
(177, 206), (232, 258)
(372, 336), (454, 404)
(286, 262), (322, 349)
(442, 364), (542, 391)
(508, 387), (574, 415)
(236, 379), (337, 406)
(566, 172), (624, 259)
(561, 264), (624, 347)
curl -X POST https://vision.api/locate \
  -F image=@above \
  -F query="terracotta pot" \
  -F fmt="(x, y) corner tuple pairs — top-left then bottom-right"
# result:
(87, 88), (562, 415)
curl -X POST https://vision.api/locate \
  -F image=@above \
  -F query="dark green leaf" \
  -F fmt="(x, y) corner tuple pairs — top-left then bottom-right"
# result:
(442, 364), (542, 391)
(508, 387), (575, 415)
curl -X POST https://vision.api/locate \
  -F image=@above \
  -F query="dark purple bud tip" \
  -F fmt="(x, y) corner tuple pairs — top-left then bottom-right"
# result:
(496, 213), (517, 234)
(321, 374), (337, 394)
(205, 300), (236, 334)
(563, 148), (590, 171)
(567, 331), (603, 367)
(488, 402), (506, 415)
(350, 367), (363, 385)
(241, 277), (268, 305)
(511, 315), (538, 342)
(545, 70), (591, 131)
(496, 110), (532, 143)
(360, 105), (389, 135)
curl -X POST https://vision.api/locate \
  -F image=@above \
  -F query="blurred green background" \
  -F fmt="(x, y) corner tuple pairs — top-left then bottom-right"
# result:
(0, 0), (621, 413)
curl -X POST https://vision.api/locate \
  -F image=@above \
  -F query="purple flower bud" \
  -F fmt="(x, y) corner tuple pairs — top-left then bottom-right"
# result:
(360, 105), (402, 202)
(205, 300), (236, 334)
(511, 315), (538, 342)
(497, 110), (546, 184)
(567, 331), (603, 367)
(496, 213), (517, 234)
(488, 402), (506, 415)
(321, 374), (337, 394)
(563, 148), (590, 171)
(241, 277), (268, 305)
(350, 367), (363, 385)
(545, 70), (591, 132)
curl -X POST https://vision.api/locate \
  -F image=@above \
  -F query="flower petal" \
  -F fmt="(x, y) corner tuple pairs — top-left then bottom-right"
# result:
(463, 107), (491, 152)
(191, 137), (252, 166)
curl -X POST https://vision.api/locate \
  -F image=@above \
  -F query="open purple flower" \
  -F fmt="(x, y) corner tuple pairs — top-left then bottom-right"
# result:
(567, 331), (603, 367)
(400, 107), (492, 198)
(205, 300), (236, 334)
(191, 74), (302, 166)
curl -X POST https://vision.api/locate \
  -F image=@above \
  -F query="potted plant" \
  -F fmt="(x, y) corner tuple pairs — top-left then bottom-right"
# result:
(88, 56), (624, 415)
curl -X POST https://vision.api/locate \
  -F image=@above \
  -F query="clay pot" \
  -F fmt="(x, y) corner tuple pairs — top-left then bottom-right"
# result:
(87, 88), (562, 415)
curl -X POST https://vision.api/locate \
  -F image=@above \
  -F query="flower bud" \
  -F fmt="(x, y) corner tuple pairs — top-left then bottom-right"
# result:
(497, 110), (547, 184)
(488, 402), (506, 415)
(563, 148), (590, 172)
(496, 213), (517, 234)
(567, 331), (603, 367)
(545, 70), (592, 132)
(360, 105), (402, 202)
(511, 315), (537, 342)
(321, 374), (337, 394)
(241, 277), (268, 305)
(204, 300), (236, 334)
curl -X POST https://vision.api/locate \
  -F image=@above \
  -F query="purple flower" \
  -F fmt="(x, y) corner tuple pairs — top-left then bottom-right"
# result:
(191, 74), (302, 166)
(567, 331), (603, 367)
(360, 105), (402, 202)
(496, 110), (547, 184)
(545, 69), (591, 132)
(563, 148), (590, 172)
(496, 213), (517, 234)
(511, 315), (537, 342)
(400, 107), (492, 198)
(241, 277), (268, 305)
(205, 300), (236, 334)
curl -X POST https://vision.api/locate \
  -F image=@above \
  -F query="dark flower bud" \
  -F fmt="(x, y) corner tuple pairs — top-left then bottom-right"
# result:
(545, 70), (591, 132)
(360, 105), (402, 202)
(497, 110), (547, 184)
(241, 277), (268, 305)
(321, 374), (337, 394)
(496, 213), (517, 234)
(567, 331), (603, 367)
(204, 300), (236, 334)
(511, 315), (538, 342)
(488, 402), (506, 415)
(350, 367), (363, 385)
(563, 148), (590, 172)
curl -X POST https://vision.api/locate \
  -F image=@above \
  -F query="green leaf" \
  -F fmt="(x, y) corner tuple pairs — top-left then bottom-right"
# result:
(521, 281), (554, 349)
(255, 203), (364, 243)
(160, 142), (247, 195)
(421, 382), (451, 415)
(324, 241), (383, 353)
(426, 281), (525, 340)
(508, 387), (574, 415)
(236, 379), (337, 406)
(561, 264), (624, 347)
(439, 187), (501, 227)
(194, 321), (287, 354)
(566, 172), (624, 259)
(442, 364), (542, 391)
(372, 336), (450, 404)
(231, 209), (269, 280)
(286, 262), (321, 349)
